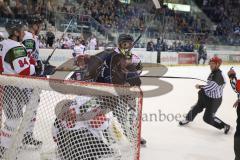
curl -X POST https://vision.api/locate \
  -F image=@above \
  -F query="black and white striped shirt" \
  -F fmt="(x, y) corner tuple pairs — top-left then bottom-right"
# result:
(202, 69), (225, 99)
(230, 78), (240, 99)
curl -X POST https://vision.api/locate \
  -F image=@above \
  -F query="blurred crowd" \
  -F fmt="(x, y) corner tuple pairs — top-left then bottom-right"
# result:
(201, 0), (240, 45)
(0, 0), (240, 46)
(0, 0), (49, 19)
(38, 32), (98, 50)
(55, 0), (146, 32)
(146, 38), (194, 52)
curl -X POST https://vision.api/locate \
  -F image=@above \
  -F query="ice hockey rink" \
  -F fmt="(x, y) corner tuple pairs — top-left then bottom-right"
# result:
(140, 65), (238, 160)
(15, 64), (238, 160)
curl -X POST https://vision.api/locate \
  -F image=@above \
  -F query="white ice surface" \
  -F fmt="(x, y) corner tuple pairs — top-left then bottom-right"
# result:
(15, 65), (238, 160)
(140, 65), (239, 160)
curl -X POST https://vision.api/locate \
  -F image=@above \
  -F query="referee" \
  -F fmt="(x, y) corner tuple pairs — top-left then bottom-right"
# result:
(228, 68), (240, 160)
(179, 56), (230, 134)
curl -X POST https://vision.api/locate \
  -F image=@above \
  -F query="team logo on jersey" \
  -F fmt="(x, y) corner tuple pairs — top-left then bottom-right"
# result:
(13, 47), (27, 58)
(0, 44), (3, 51)
(22, 39), (36, 50)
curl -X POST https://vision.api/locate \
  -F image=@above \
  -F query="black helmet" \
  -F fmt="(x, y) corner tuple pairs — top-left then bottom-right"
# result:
(5, 20), (24, 36)
(118, 34), (134, 44)
(27, 15), (43, 25)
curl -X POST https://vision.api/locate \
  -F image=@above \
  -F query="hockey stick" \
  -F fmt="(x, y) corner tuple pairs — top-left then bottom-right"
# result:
(129, 0), (161, 50)
(54, 65), (207, 83)
(45, 18), (74, 64)
(140, 75), (207, 83)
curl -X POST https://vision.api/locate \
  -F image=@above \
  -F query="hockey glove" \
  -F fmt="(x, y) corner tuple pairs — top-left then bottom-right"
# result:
(35, 60), (43, 76)
(42, 60), (56, 76)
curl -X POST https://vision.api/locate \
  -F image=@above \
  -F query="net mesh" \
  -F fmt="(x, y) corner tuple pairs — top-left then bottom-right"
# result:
(0, 75), (142, 160)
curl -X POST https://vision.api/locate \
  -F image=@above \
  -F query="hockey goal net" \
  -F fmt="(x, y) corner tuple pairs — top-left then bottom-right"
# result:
(0, 75), (143, 160)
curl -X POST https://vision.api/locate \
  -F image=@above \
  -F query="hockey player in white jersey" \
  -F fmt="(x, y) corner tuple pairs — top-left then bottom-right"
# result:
(73, 39), (86, 57)
(21, 15), (44, 149)
(0, 20), (42, 157)
(22, 15), (43, 74)
(22, 16), (41, 60)
(72, 39), (86, 65)
(69, 39), (91, 81)
(52, 97), (131, 160)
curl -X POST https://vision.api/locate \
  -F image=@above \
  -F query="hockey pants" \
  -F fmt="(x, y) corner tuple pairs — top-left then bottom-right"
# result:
(186, 89), (226, 130)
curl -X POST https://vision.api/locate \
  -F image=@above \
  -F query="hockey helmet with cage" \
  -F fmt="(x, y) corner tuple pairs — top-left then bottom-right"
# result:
(54, 99), (73, 118)
(118, 34), (134, 59)
(5, 20), (24, 37)
(27, 14), (43, 25)
(118, 34), (134, 44)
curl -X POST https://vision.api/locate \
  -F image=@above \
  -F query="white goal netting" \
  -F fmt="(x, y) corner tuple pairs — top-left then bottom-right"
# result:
(0, 75), (142, 160)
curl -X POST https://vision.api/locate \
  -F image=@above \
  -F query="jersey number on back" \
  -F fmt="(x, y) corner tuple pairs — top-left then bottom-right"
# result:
(18, 58), (29, 68)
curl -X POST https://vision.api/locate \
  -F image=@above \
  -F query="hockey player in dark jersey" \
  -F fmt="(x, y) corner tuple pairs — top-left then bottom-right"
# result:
(228, 68), (240, 160)
(68, 34), (146, 146)
(94, 34), (145, 146)
(179, 56), (230, 134)
(96, 34), (142, 86)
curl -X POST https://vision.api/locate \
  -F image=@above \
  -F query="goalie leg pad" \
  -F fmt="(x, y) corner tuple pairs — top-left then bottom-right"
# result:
(56, 129), (114, 160)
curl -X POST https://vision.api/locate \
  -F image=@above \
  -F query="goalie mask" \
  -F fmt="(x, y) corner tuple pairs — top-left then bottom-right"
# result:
(55, 99), (74, 119)
(118, 34), (134, 59)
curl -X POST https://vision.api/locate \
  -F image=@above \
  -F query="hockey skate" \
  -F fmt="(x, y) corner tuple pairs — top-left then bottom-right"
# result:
(224, 124), (231, 134)
(179, 119), (190, 126)
(22, 132), (42, 151)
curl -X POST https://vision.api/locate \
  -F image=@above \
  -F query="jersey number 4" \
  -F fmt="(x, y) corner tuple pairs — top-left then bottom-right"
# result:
(18, 58), (29, 68)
